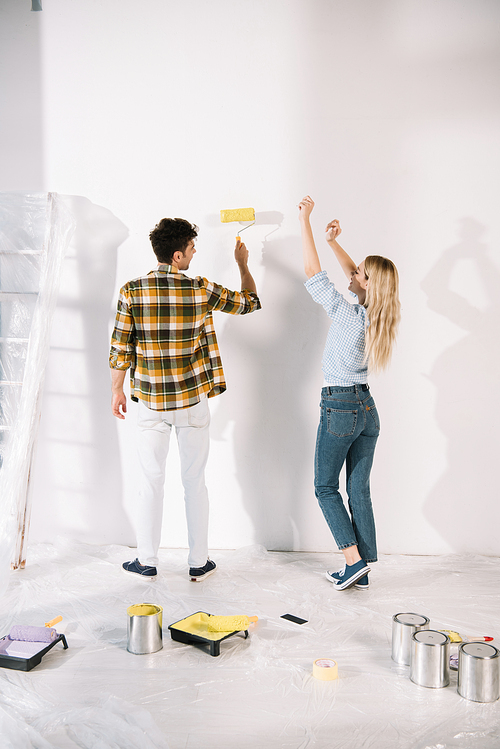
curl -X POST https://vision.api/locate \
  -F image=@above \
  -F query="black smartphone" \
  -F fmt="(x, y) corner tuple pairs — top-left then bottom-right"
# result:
(280, 614), (308, 625)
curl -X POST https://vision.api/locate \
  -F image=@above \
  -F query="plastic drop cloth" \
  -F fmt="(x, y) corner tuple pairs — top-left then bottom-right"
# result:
(0, 543), (498, 749)
(0, 193), (74, 583)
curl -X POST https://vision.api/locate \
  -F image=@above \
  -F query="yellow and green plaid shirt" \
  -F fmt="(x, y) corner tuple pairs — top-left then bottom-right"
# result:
(109, 264), (261, 410)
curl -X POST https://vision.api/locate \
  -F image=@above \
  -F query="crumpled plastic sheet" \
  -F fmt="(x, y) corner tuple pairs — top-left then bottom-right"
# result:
(0, 543), (498, 748)
(0, 193), (74, 584)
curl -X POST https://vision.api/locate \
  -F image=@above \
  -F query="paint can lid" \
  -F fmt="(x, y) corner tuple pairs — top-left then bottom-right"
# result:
(394, 613), (429, 626)
(414, 630), (448, 645)
(461, 642), (498, 659)
(127, 603), (163, 617)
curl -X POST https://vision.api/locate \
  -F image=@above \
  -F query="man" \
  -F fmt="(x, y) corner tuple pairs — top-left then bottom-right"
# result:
(109, 217), (261, 580)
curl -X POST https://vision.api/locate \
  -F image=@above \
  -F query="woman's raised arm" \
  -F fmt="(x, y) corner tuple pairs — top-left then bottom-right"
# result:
(298, 196), (322, 278)
(325, 220), (357, 280)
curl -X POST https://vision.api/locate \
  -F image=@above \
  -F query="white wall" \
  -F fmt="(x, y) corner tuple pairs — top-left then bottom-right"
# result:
(2, 0), (499, 556)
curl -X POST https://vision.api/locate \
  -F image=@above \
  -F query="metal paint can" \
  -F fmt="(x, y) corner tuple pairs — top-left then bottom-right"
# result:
(410, 630), (450, 688)
(458, 642), (499, 703)
(391, 613), (430, 665)
(127, 603), (163, 654)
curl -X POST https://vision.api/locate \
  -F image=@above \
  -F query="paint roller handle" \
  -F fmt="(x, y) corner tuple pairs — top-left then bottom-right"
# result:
(45, 616), (63, 628)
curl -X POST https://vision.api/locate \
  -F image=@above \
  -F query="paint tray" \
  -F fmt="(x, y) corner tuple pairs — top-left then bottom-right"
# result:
(0, 634), (68, 672)
(168, 611), (249, 657)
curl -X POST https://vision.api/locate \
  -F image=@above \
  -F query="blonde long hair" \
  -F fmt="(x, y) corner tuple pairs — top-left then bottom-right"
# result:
(363, 255), (401, 373)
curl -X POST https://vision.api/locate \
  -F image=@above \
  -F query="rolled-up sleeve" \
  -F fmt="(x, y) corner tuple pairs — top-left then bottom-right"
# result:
(305, 271), (364, 324)
(109, 288), (136, 370)
(199, 277), (261, 315)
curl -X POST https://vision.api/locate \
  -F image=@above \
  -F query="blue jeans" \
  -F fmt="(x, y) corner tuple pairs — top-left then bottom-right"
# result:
(315, 385), (380, 563)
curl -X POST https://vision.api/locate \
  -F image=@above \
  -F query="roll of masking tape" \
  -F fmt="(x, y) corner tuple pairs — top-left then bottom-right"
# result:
(313, 658), (338, 681)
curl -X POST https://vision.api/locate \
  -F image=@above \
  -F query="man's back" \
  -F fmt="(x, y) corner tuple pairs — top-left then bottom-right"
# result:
(110, 263), (260, 411)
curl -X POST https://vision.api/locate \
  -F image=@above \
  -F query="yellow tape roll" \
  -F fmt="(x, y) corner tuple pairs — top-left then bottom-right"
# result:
(313, 658), (338, 681)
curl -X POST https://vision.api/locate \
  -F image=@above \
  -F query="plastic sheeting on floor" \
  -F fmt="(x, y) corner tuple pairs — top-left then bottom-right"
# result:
(0, 543), (498, 749)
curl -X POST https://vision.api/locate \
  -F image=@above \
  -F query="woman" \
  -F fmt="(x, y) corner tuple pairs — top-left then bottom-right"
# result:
(299, 195), (400, 590)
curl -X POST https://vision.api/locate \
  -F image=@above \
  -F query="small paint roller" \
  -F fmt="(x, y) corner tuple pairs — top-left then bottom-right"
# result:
(207, 615), (258, 632)
(220, 207), (255, 239)
(9, 625), (57, 643)
(8, 615), (63, 643)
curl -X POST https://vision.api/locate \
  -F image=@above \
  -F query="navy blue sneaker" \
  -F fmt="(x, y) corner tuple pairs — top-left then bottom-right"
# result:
(326, 560), (370, 590)
(189, 558), (216, 581)
(333, 570), (370, 589)
(122, 558), (157, 579)
(354, 574), (370, 590)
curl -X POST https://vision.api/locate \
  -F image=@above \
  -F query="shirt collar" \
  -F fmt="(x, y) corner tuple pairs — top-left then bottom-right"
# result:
(156, 264), (179, 275)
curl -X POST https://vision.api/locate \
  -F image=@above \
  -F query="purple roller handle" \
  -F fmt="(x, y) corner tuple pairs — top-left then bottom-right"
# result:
(9, 625), (57, 643)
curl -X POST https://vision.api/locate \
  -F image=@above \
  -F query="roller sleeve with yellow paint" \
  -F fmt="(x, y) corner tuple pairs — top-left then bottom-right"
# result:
(220, 207), (256, 239)
(220, 208), (255, 223)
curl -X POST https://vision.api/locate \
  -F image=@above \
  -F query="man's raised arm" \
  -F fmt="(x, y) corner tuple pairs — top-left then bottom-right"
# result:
(234, 238), (257, 293)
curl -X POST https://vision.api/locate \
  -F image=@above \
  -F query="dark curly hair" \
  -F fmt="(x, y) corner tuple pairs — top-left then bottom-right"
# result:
(149, 218), (199, 264)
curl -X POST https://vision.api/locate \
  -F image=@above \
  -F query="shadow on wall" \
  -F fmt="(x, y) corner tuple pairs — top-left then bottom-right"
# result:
(421, 218), (500, 554)
(31, 197), (133, 544)
(211, 231), (326, 551)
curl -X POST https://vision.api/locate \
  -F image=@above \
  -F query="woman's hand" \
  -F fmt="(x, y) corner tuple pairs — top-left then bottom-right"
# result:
(325, 220), (342, 242)
(298, 195), (315, 221)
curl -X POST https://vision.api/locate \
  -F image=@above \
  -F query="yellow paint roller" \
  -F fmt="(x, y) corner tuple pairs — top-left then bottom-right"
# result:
(207, 615), (258, 632)
(220, 207), (255, 239)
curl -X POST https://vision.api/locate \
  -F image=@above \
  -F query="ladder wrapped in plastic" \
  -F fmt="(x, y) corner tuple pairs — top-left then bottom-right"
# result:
(0, 193), (75, 584)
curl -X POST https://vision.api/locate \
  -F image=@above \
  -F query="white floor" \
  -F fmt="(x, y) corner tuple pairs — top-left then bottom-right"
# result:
(0, 544), (499, 749)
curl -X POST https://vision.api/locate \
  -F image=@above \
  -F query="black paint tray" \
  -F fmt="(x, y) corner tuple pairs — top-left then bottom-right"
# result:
(168, 611), (249, 657)
(0, 634), (68, 671)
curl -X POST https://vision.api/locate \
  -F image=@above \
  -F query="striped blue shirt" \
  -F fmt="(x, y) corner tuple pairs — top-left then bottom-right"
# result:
(305, 271), (368, 385)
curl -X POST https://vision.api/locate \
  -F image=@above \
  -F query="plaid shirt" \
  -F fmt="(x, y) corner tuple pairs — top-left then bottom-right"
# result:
(305, 270), (368, 385)
(110, 264), (261, 410)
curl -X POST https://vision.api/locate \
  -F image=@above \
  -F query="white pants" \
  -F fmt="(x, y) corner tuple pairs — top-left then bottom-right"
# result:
(134, 397), (210, 568)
